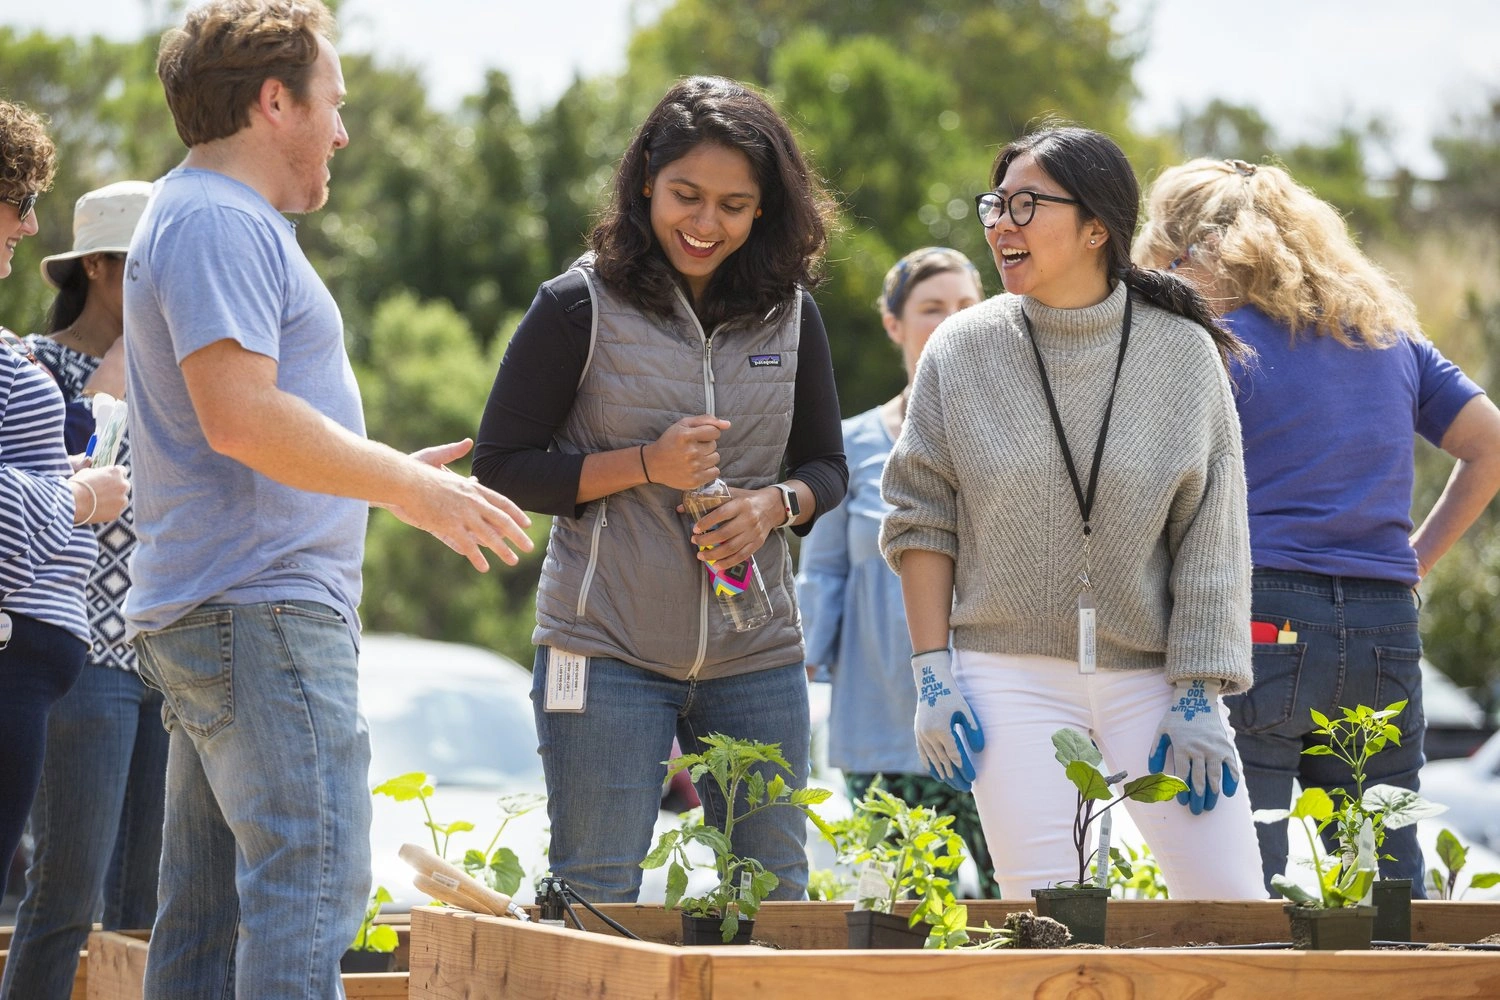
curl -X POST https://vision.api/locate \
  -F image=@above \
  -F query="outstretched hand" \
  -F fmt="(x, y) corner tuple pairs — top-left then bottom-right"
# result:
(385, 438), (534, 572)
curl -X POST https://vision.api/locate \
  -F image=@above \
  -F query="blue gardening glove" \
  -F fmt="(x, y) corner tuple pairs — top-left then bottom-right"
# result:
(1148, 678), (1241, 815)
(911, 648), (985, 791)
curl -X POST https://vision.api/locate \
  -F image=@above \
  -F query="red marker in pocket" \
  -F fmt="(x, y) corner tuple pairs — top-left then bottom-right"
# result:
(1251, 620), (1278, 644)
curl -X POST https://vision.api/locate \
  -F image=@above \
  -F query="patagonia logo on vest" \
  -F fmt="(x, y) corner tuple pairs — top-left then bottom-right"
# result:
(748, 353), (782, 368)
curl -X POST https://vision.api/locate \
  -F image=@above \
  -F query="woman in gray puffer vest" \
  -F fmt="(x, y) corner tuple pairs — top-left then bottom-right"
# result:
(474, 76), (847, 903)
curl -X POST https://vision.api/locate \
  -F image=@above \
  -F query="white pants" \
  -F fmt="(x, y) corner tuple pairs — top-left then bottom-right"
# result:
(953, 650), (1265, 900)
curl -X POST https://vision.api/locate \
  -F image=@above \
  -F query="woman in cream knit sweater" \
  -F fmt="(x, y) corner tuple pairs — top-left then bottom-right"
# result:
(879, 125), (1265, 899)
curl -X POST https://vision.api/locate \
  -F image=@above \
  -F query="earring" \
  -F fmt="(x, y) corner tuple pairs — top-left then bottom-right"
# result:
(754, 208), (763, 219)
(1088, 239), (1097, 246)
(642, 184), (652, 198)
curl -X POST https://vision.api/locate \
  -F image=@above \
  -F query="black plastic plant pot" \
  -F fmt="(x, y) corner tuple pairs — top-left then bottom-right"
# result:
(339, 949), (397, 973)
(681, 912), (755, 945)
(1284, 903), (1378, 950)
(844, 909), (929, 949)
(1031, 887), (1109, 945)
(1372, 878), (1412, 942)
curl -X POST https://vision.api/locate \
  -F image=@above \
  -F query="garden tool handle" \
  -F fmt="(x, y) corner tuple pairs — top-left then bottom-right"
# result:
(399, 842), (527, 920)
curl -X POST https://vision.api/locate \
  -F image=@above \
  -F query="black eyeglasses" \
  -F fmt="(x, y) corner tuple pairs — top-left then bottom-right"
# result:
(974, 190), (1081, 229)
(2, 191), (38, 221)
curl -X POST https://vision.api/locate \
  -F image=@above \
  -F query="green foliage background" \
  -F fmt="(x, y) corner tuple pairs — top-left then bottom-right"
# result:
(3, 2), (1498, 714)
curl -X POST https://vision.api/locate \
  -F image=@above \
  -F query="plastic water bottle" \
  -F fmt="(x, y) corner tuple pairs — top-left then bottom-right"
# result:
(682, 478), (773, 632)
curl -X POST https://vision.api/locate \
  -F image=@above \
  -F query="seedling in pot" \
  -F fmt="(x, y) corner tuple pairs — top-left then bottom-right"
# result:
(1427, 827), (1500, 900)
(1051, 727), (1187, 886)
(640, 734), (833, 943)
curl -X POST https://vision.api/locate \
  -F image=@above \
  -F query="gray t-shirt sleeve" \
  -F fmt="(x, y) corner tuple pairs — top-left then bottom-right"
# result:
(151, 205), (287, 365)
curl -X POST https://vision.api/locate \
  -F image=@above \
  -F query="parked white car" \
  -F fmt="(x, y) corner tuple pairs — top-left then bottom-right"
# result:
(1420, 728), (1500, 857)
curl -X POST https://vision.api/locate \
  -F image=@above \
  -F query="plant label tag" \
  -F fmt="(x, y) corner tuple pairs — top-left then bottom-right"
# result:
(739, 871), (753, 902)
(0, 610), (10, 651)
(1077, 590), (1097, 674)
(544, 648), (588, 712)
(855, 861), (894, 905)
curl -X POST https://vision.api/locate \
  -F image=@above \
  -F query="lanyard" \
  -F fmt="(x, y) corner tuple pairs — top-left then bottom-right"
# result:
(1020, 290), (1132, 589)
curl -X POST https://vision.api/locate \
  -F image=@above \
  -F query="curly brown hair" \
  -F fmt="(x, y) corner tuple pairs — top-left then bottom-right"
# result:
(157, 0), (336, 148)
(0, 100), (58, 202)
(589, 76), (836, 330)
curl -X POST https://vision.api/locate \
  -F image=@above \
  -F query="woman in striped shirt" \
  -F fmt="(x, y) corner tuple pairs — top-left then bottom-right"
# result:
(0, 100), (130, 901)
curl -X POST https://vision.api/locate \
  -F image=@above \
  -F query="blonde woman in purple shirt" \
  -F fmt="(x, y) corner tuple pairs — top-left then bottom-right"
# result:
(1138, 157), (1500, 895)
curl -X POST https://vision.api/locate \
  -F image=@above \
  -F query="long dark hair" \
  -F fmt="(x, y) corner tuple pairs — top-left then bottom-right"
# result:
(590, 76), (836, 330)
(992, 125), (1247, 370)
(44, 264), (89, 333)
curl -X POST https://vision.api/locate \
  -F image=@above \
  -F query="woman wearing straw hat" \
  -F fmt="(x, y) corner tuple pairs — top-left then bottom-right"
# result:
(0, 181), (157, 1000)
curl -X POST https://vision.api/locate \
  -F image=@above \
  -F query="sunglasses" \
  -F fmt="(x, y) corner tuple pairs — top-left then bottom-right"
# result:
(2, 191), (39, 221)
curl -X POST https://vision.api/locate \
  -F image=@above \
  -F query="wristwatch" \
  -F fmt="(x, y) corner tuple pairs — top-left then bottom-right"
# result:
(772, 483), (801, 528)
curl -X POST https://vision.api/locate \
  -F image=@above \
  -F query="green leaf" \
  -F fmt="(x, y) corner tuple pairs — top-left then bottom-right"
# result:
(370, 771), (434, 802)
(1289, 787), (1335, 823)
(718, 913), (740, 942)
(372, 885), (393, 905)
(1301, 745), (1335, 756)
(488, 847), (524, 897)
(1052, 728), (1104, 767)
(433, 820), (475, 836)
(665, 863), (688, 910)
(790, 786), (833, 806)
(641, 830), (680, 869)
(1309, 708), (1331, 729)
(765, 772), (787, 803)
(1270, 874), (1317, 905)
(746, 771), (767, 807)
(1468, 872), (1500, 889)
(692, 827), (733, 856)
(364, 924), (400, 953)
(1123, 772), (1188, 802)
(1435, 827), (1467, 873)
(1065, 760), (1113, 801)
(1361, 784), (1446, 830)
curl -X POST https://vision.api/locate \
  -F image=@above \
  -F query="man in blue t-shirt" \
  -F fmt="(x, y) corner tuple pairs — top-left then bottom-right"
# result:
(122, 3), (532, 996)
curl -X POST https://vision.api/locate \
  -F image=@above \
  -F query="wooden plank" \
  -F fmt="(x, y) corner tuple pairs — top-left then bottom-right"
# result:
(408, 906), (711, 1000)
(86, 930), (150, 1000)
(702, 948), (1500, 1000)
(86, 928), (413, 1000)
(418, 902), (1500, 1000)
(343, 972), (412, 998)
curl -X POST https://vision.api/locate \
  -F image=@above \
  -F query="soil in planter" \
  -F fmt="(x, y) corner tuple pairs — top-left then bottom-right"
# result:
(339, 948), (397, 973)
(845, 909), (928, 949)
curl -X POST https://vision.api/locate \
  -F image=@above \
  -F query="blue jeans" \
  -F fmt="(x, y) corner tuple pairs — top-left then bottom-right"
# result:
(1226, 570), (1427, 896)
(0, 613), (86, 902)
(531, 651), (810, 903)
(1, 666), (167, 1000)
(133, 601), (371, 1000)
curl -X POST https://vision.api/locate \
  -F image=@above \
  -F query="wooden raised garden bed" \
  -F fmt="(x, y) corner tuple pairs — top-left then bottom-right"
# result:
(85, 919), (411, 1000)
(407, 900), (1500, 1000)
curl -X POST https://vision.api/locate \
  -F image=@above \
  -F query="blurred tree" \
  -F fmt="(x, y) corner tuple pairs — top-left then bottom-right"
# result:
(356, 292), (547, 660)
(0, 28), (180, 331)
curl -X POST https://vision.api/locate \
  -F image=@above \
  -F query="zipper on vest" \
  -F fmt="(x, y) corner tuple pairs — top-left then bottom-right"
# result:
(575, 496), (608, 617)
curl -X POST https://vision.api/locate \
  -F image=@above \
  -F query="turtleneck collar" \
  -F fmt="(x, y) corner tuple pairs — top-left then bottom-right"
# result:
(1019, 280), (1129, 351)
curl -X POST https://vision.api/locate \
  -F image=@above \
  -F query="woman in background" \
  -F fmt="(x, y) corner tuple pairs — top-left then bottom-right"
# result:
(797, 246), (1000, 897)
(1137, 157), (1500, 895)
(3, 181), (162, 1000)
(0, 100), (131, 905)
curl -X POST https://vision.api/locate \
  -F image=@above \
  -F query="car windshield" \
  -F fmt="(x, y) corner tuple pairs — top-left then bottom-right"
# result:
(365, 685), (540, 787)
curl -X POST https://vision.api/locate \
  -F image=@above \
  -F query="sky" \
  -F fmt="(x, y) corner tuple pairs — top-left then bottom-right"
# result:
(8, 0), (1499, 177)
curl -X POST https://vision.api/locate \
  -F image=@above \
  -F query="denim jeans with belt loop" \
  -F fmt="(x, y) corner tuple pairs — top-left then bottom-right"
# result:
(1226, 569), (1427, 896)
(133, 600), (371, 999)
